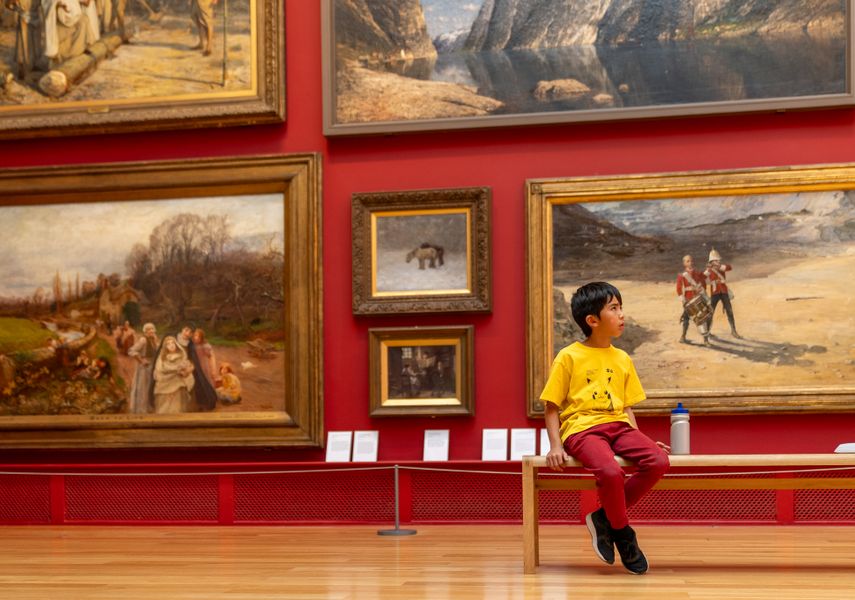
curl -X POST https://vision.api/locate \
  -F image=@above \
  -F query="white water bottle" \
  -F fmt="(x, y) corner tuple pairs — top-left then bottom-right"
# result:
(670, 402), (690, 455)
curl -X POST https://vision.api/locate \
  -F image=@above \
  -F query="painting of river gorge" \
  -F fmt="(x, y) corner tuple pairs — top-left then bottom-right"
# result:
(0, 194), (287, 422)
(325, 0), (852, 133)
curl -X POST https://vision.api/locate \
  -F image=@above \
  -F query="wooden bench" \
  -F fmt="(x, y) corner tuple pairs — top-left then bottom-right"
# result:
(522, 453), (855, 574)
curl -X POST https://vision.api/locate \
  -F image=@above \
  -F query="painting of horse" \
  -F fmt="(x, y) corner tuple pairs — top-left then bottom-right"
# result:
(405, 243), (445, 269)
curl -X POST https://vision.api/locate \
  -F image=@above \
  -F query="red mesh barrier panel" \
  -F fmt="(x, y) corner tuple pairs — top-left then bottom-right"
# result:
(629, 489), (777, 521)
(539, 489), (583, 522)
(411, 471), (522, 521)
(65, 475), (219, 522)
(794, 490), (855, 522)
(234, 471), (395, 522)
(0, 475), (51, 523)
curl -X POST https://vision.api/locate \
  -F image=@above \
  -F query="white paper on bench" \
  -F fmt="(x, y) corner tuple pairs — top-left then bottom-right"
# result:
(834, 442), (855, 453)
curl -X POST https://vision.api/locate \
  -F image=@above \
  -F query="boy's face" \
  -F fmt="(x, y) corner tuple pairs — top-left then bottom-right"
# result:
(592, 295), (624, 339)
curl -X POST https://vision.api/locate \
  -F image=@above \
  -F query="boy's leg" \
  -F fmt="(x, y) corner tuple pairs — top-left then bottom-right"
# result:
(610, 425), (670, 508)
(564, 424), (630, 529)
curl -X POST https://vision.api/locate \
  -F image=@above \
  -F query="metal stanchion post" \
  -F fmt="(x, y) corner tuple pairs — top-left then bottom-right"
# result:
(377, 465), (416, 536)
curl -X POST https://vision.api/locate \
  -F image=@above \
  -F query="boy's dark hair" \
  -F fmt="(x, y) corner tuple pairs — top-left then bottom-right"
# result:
(571, 282), (622, 337)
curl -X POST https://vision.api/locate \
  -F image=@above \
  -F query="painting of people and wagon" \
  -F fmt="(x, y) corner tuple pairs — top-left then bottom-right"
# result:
(0, 193), (287, 421)
(550, 189), (855, 393)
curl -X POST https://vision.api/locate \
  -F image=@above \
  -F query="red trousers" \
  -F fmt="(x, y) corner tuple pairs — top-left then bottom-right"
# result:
(564, 421), (669, 529)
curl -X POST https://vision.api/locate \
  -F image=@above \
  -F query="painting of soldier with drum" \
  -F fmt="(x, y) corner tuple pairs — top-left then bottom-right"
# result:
(549, 187), (855, 396)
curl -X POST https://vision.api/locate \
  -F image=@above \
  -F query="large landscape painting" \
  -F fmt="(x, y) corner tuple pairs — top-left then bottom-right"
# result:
(325, 0), (851, 133)
(526, 166), (855, 415)
(551, 192), (855, 394)
(0, 194), (287, 423)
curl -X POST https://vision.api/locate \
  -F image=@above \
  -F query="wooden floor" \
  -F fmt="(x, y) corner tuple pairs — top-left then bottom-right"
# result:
(0, 524), (853, 599)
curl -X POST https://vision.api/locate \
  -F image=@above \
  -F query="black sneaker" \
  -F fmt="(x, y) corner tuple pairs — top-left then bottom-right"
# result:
(584, 508), (615, 565)
(612, 525), (648, 574)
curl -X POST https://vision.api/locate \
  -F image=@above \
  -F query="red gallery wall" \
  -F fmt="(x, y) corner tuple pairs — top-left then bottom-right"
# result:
(1, 0), (854, 471)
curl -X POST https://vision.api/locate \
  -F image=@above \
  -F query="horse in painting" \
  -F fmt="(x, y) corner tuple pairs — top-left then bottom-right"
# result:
(405, 243), (445, 270)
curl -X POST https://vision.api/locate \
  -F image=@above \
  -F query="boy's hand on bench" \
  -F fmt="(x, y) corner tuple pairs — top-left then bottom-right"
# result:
(546, 447), (570, 471)
(656, 441), (671, 454)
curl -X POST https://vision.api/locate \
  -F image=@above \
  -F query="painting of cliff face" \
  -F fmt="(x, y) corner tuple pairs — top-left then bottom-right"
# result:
(0, 194), (287, 424)
(324, 0), (853, 134)
(529, 167), (855, 414)
(0, 0), (284, 136)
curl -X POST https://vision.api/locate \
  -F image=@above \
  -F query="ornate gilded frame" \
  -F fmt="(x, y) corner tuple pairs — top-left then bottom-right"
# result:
(527, 164), (855, 416)
(369, 326), (474, 417)
(0, 0), (284, 138)
(0, 154), (322, 447)
(352, 187), (492, 315)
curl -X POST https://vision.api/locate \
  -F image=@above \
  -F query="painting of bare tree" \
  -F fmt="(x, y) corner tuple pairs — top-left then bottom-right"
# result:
(0, 194), (286, 421)
(0, 155), (323, 448)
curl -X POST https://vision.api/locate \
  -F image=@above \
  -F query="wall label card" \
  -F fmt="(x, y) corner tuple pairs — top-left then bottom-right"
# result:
(424, 429), (450, 461)
(325, 431), (353, 463)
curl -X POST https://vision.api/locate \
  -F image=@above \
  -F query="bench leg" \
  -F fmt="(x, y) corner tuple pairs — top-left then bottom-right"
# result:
(523, 460), (539, 573)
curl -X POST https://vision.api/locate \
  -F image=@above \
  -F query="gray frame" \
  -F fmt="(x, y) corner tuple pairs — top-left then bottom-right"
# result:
(322, 1), (855, 136)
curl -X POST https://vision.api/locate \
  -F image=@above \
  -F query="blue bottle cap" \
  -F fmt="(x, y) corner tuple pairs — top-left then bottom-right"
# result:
(672, 402), (689, 414)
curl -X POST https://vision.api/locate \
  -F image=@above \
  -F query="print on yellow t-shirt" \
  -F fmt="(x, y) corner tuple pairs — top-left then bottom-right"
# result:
(540, 342), (646, 442)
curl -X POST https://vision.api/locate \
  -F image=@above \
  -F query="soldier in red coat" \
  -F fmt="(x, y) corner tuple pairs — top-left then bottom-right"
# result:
(676, 254), (710, 345)
(704, 248), (741, 338)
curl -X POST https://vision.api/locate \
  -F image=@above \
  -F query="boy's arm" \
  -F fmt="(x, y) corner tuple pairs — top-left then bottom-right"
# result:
(625, 406), (638, 429)
(544, 403), (570, 471)
(626, 407), (671, 453)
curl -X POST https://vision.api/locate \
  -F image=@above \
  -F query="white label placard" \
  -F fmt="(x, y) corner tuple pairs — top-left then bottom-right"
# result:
(539, 428), (551, 456)
(835, 442), (855, 453)
(510, 428), (537, 461)
(481, 428), (508, 461)
(325, 431), (353, 463)
(423, 429), (450, 461)
(352, 430), (379, 462)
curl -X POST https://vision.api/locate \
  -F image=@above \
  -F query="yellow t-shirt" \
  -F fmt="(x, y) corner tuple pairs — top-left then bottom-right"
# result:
(540, 342), (646, 441)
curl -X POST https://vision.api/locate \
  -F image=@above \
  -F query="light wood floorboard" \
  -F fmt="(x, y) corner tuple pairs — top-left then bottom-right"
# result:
(0, 525), (853, 599)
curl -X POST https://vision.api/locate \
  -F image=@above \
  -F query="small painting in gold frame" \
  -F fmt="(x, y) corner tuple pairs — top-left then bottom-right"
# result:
(352, 188), (491, 314)
(369, 326), (474, 417)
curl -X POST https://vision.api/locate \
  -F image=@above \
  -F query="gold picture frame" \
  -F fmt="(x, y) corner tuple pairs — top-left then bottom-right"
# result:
(527, 164), (855, 416)
(352, 187), (492, 315)
(369, 326), (474, 417)
(0, 154), (322, 448)
(0, 0), (284, 138)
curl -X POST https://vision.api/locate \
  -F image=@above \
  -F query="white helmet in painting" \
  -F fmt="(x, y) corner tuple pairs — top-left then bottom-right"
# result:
(708, 248), (722, 262)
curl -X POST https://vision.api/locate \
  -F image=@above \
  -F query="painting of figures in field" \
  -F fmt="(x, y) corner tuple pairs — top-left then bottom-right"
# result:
(0, 0), (252, 105)
(329, 0), (848, 130)
(551, 191), (855, 393)
(374, 210), (470, 295)
(0, 194), (286, 420)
